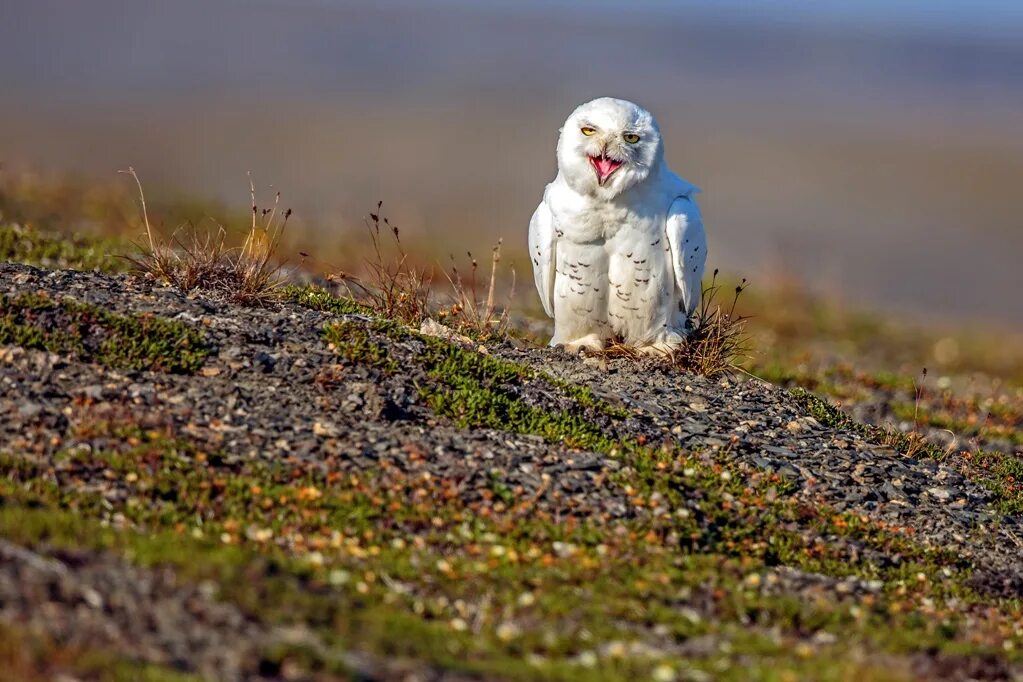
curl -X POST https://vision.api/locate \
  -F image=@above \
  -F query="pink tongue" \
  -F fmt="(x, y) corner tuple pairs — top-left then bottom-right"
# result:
(592, 156), (622, 178)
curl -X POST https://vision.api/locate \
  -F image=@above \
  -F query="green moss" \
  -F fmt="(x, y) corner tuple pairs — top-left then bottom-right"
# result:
(0, 292), (208, 373)
(792, 387), (860, 429)
(0, 223), (129, 273)
(323, 320), (399, 372)
(969, 450), (1023, 515)
(416, 334), (615, 446)
(323, 318), (624, 451)
(549, 376), (631, 419)
(280, 284), (372, 316)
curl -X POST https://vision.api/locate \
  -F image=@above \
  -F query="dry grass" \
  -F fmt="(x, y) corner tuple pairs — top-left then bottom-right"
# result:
(332, 202), (432, 325)
(122, 168), (289, 306)
(883, 429), (933, 459)
(677, 270), (753, 375)
(438, 240), (515, 341)
(332, 202), (514, 339)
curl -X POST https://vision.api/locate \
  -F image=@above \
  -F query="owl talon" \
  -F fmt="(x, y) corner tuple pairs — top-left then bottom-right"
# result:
(553, 334), (605, 354)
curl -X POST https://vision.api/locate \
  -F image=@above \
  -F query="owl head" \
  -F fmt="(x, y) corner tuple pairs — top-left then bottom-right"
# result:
(556, 97), (664, 199)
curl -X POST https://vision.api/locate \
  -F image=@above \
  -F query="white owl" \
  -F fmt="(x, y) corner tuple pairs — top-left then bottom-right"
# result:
(528, 97), (707, 354)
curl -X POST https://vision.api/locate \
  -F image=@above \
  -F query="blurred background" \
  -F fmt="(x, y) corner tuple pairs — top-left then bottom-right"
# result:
(2, 0), (1022, 328)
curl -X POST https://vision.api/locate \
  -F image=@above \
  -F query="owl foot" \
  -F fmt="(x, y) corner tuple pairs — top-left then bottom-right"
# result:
(634, 330), (686, 356)
(634, 342), (677, 357)
(553, 333), (606, 354)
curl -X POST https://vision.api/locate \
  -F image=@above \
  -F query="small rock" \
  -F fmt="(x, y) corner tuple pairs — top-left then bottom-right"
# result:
(420, 318), (472, 346)
(81, 587), (104, 609)
(927, 486), (959, 502)
(252, 351), (276, 373)
(18, 402), (43, 418)
(313, 421), (339, 437)
(78, 384), (105, 400)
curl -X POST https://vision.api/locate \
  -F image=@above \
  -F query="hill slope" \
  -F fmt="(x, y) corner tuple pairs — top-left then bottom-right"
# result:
(1, 263), (1022, 681)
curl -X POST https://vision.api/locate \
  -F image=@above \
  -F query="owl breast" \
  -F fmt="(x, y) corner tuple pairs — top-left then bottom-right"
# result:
(551, 199), (676, 346)
(604, 220), (675, 344)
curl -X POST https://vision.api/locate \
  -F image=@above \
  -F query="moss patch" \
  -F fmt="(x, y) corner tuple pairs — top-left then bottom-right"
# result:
(966, 450), (1023, 515)
(415, 335), (621, 451)
(323, 320), (399, 371)
(0, 223), (128, 273)
(323, 319), (625, 451)
(281, 284), (372, 316)
(0, 291), (208, 373)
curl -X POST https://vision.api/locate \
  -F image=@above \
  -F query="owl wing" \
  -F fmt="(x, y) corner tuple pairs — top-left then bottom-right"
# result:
(665, 195), (707, 318)
(528, 187), (557, 318)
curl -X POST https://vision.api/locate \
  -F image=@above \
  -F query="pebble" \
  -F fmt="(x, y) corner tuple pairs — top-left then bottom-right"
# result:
(1, 263), (1022, 679)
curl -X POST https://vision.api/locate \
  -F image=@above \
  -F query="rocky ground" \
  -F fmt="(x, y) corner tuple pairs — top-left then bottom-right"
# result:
(1, 261), (1023, 681)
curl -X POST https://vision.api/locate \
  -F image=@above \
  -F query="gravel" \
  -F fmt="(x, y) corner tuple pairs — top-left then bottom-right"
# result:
(2, 263), (1022, 680)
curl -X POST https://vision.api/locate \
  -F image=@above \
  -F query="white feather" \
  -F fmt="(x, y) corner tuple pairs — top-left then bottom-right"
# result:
(528, 186), (556, 318)
(665, 195), (707, 318)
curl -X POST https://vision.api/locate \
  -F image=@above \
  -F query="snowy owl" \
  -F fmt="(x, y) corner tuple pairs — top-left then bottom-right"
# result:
(528, 97), (707, 354)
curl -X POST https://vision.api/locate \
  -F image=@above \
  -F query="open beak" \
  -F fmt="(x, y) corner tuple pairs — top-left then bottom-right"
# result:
(589, 155), (624, 185)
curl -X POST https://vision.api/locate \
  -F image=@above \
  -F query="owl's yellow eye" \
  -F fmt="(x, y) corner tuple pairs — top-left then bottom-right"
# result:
(580, 126), (596, 136)
(623, 133), (641, 144)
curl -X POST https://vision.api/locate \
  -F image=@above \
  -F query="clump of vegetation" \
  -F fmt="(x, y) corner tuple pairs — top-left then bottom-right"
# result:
(323, 320), (399, 372)
(123, 168), (289, 306)
(438, 240), (514, 341)
(280, 285), (372, 317)
(0, 291), (208, 373)
(0, 223), (129, 273)
(331, 202), (515, 341)
(333, 202), (433, 325)
(677, 270), (752, 374)
(416, 334), (619, 450)
(966, 450), (1023, 514)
